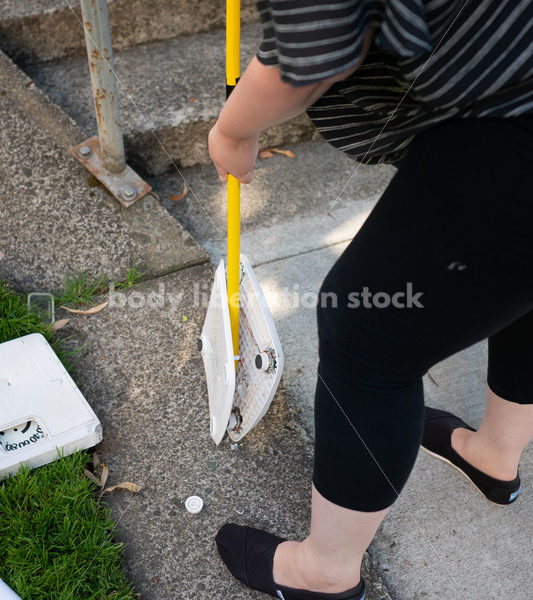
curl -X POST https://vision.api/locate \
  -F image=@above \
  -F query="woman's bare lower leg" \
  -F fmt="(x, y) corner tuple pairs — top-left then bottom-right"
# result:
(272, 484), (390, 593)
(452, 387), (533, 480)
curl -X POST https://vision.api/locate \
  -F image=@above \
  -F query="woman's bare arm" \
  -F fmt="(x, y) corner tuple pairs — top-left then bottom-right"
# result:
(209, 28), (376, 183)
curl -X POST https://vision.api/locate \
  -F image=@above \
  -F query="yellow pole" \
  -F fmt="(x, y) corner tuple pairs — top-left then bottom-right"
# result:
(227, 177), (240, 371)
(226, 0), (240, 370)
(226, 0), (240, 87)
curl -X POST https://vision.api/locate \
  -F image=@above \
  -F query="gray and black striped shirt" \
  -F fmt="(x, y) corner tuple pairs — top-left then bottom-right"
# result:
(255, 0), (533, 164)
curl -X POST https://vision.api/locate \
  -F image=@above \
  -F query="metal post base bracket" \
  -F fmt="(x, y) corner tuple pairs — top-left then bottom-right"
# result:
(71, 136), (152, 207)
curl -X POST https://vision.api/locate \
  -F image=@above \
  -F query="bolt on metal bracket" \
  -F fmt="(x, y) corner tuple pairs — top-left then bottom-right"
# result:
(71, 136), (152, 207)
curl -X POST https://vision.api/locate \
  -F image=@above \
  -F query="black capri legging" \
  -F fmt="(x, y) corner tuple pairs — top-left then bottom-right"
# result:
(312, 117), (533, 512)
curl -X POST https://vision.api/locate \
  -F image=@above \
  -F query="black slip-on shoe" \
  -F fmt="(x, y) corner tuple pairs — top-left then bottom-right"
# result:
(421, 406), (521, 506)
(215, 523), (366, 599)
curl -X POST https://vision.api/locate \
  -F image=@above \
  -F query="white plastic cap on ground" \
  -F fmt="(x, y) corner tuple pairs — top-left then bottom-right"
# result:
(185, 495), (204, 514)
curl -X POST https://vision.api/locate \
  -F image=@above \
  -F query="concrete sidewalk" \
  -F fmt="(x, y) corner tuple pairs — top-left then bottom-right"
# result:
(58, 268), (391, 600)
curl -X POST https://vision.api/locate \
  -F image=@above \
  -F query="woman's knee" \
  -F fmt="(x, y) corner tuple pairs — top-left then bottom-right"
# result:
(316, 257), (416, 386)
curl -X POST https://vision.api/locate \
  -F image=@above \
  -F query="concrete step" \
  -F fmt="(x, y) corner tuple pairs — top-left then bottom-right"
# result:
(0, 0), (258, 64)
(151, 138), (394, 257)
(0, 48), (208, 293)
(25, 24), (316, 176)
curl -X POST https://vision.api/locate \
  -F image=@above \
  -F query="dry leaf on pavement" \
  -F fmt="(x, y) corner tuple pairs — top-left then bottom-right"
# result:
(84, 469), (101, 486)
(93, 451), (101, 469)
(100, 481), (141, 497)
(100, 464), (110, 489)
(51, 318), (69, 331)
(61, 300), (109, 315)
(261, 148), (295, 159)
(169, 184), (188, 201)
(426, 371), (439, 387)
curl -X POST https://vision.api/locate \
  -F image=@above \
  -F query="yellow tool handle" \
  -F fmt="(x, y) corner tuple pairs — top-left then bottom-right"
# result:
(226, 0), (241, 370)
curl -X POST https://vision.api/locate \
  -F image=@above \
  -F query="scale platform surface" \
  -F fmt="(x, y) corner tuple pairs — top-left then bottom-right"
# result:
(200, 255), (284, 445)
(0, 333), (103, 480)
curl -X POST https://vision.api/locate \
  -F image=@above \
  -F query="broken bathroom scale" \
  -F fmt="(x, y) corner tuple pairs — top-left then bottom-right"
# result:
(199, 254), (284, 445)
(0, 333), (103, 480)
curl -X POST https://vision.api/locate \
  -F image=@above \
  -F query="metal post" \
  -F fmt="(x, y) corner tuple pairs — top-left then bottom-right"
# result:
(79, 0), (125, 174)
(71, 0), (151, 207)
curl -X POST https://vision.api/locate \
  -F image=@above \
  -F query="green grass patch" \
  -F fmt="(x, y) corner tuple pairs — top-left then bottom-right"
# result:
(55, 265), (145, 308)
(0, 280), (59, 348)
(113, 264), (144, 292)
(54, 271), (108, 308)
(0, 280), (81, 371)
(0, 452), (137, 600)
(0, 280), (137, 599)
